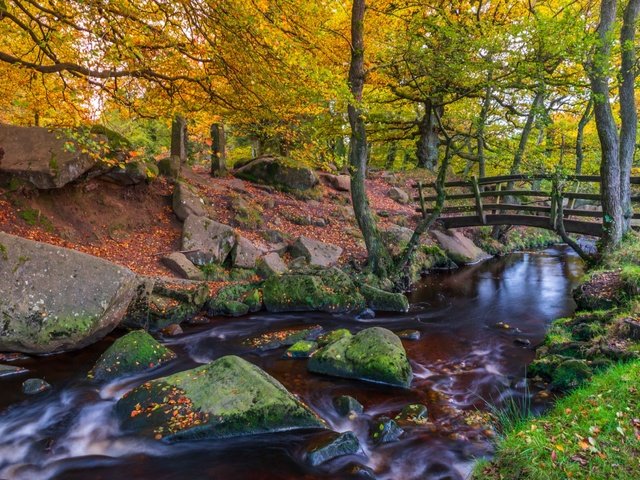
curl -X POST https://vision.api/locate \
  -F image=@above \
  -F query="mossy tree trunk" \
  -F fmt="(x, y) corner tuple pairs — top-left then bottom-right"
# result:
(348, 0), (392, 278)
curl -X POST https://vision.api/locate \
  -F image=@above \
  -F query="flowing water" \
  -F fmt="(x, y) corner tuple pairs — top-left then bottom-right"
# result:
(0, 246), (584, 480)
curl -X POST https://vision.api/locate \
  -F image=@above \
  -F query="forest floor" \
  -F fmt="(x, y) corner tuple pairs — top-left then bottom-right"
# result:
(0, 166), (427, 277)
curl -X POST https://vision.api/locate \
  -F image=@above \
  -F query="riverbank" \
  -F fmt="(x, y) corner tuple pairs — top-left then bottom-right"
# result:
(475, 234), (640, 479)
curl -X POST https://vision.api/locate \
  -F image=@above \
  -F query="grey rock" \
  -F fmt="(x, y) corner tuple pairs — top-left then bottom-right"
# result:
(290, 236), (342, 268)
(370, 417), (404, 444)
(0, 232), (138, 354)
(325, 174), (351, 192)
(256, 252), (288, 278)
(157, 155), (181, 178)
(0, 124), (104, 189)
(173, 182), (206, 221)
(306, 431), (360, 466)
(235, 155), (319, 190)
(22, 378), (51, 395)
(388, 187), (409, 204)
(182, 215), (236, 266)
(432, 229), (491, 265)
(333, 395), (364, 416)
(0, 364), (28, 377)
(232, 236), (261, 269)
(161, 252), (205, 280)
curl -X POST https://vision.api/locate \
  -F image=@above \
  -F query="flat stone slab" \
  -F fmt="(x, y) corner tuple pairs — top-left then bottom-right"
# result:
(0, 124), (103, 189)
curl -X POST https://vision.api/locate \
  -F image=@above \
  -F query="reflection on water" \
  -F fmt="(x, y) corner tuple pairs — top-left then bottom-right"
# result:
(0, 246), (583, 479)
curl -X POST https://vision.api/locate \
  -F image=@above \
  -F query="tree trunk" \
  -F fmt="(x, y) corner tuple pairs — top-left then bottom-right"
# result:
(348, 0), (392, 278)
(385, 142), (397, 170)
(619, 0), (640, 231)
(589, 0), (624, 250)
(575, 98), (593, 174)
(510, 89), (545, 178)
(210, 123), (226, 177)
(170, 115), (187, 163)
(416, 99), (441, 170)
(477, 83), (492, 178)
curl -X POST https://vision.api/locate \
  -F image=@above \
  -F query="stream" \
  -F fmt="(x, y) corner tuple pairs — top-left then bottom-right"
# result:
(0, 246), (584, 480)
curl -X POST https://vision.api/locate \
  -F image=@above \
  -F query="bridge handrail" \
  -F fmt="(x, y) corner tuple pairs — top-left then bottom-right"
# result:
(415, 174), (640, 189)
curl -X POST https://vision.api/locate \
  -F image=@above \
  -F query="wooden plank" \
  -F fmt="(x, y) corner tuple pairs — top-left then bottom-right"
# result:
(439, 214), (603, 236)
(418, 204), (631, 217)
(417, 175), (640, 189)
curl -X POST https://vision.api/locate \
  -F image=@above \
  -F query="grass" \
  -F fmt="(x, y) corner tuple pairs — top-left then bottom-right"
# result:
(474, 361), (640, 480)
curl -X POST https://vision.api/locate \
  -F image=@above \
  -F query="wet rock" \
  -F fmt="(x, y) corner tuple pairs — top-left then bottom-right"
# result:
(290, 236), (343, 268)
(172, 182), (206, 221)
(396, 329), (421, 341)
(432, 230), (490, 265)
(0, 364), (28, 377)
(231, 236), (261, 269)
(263, 268), (365, 313)
(0, 232), (138, 354)
(514, 338), (532, 347)
(317, 329), (352, 347)
(395, 404), (428, 425)
(333, 395), (363, 417)
(22, 378), (51, 395)
(370, 417), (404, 445)
(359, 284), (409, 313)
(256, 252), (288, 278)
(205, 283), (262, 317)
(388, 187), (409, 204)
(284, 340), (318, 359)
(116, 355), (325, 440)
(122, 277), (209, 331)
(306, 431), (360, 466)
(161, 252), (205, 281)
(235, 155), (319, 190)
(88, 330), (176, 381)
(245, 325), (323, 352)
(161, 324), (183, 336)
(344, 463), (377, 479)
(356, 308), (376, 320)
(0, 124), (105, 189)
(308, 327), (413, 388)
(181, 216), (236, 266)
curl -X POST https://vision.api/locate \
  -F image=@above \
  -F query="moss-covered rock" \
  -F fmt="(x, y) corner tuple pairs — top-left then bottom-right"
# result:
(205, 283), (263, 317)
(88, 330), (176, 381)
(116, 355), (325, 441)
(573, 271), (625, 311)
(263, 268), (365, 313)
(308, 327), (412, 388)
(284, 340), (317, 359)
(370, 417), (404, 445)
(317, 329), (352, 347)
(244, 325), (323, 352)
(395, 404), (428, 425)
(551, 359), (592, 391)
(359, 284), (409, 313)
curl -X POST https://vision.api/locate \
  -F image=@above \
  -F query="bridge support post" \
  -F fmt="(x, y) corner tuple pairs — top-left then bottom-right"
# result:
(471, 176), (487, 225)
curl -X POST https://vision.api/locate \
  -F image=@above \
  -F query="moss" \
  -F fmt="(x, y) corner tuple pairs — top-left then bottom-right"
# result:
(18, 208), (54, 231)
(0, 243), (7, 261)
(317, 328), (352, 346)
(308, 327), (412, 388)
(88, 330), (176, 381)
(116, 355), (325, 441)
(359, 284), (409, 312)
(205, 282), (262, 317)
(551, 359), (592, 391)
(284, 340), (317, 359)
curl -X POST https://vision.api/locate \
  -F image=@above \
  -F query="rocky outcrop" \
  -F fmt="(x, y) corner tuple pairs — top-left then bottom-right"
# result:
(173, 182), (206, 221)
(308, 327), (413, 388)
(116, 355), (325, 441)
(432, 229), (490, 265)
(88, 330), (176, 381)
(256, 252), (288, 278)
(263, 268), (364, 313)
(235, 156), (319, 191)
(290, 236), (342, 268)
(0, 124), (105, 189)
(0, 232), (138, 354)
(161, 252), (205, 281)
(181, 215), (236, 266)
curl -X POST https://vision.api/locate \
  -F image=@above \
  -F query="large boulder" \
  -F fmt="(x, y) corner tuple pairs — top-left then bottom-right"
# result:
(388, 187), (410, 204)
(256, 252), (288, 278)
(359, 284), (409, 313)
(231, 236), (261, 269)
(308, 327), (413, 388)
(290, 236), (343, 268)
(432, 230), (490, 265)
(0, 232), (138, 354)
(88, 330), (176, 381)
(323, 174), (351, 192)
(0, 124), (105, 189)
(116, 355), (325, 441)
(172, 182), (206, 221)
(235, 156), (319, 191)
(181, 215), (236, 266)
(263, 268), (365, 313)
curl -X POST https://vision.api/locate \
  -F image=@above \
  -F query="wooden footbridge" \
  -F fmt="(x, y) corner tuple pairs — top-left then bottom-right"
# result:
(415, 174), (640, 237)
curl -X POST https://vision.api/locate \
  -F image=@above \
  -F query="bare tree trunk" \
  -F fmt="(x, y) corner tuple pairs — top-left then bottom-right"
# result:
(589, 0), (624, 250)
(619, 0), (640, 231)
(348, 0), (392, 278)
(416, 99), (441, 170)
(210, 123), (226, 176)
(477, 83), (492, 178)
(170, 115), (187, 163)
(510, 89), (545, 179)
(575, 98), (593, 174)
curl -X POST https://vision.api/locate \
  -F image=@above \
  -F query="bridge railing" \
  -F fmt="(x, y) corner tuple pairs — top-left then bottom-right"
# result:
(413, 174), (640, 237)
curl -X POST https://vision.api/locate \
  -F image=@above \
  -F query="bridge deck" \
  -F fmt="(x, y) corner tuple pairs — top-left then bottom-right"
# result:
(439, 214), (603, 236)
